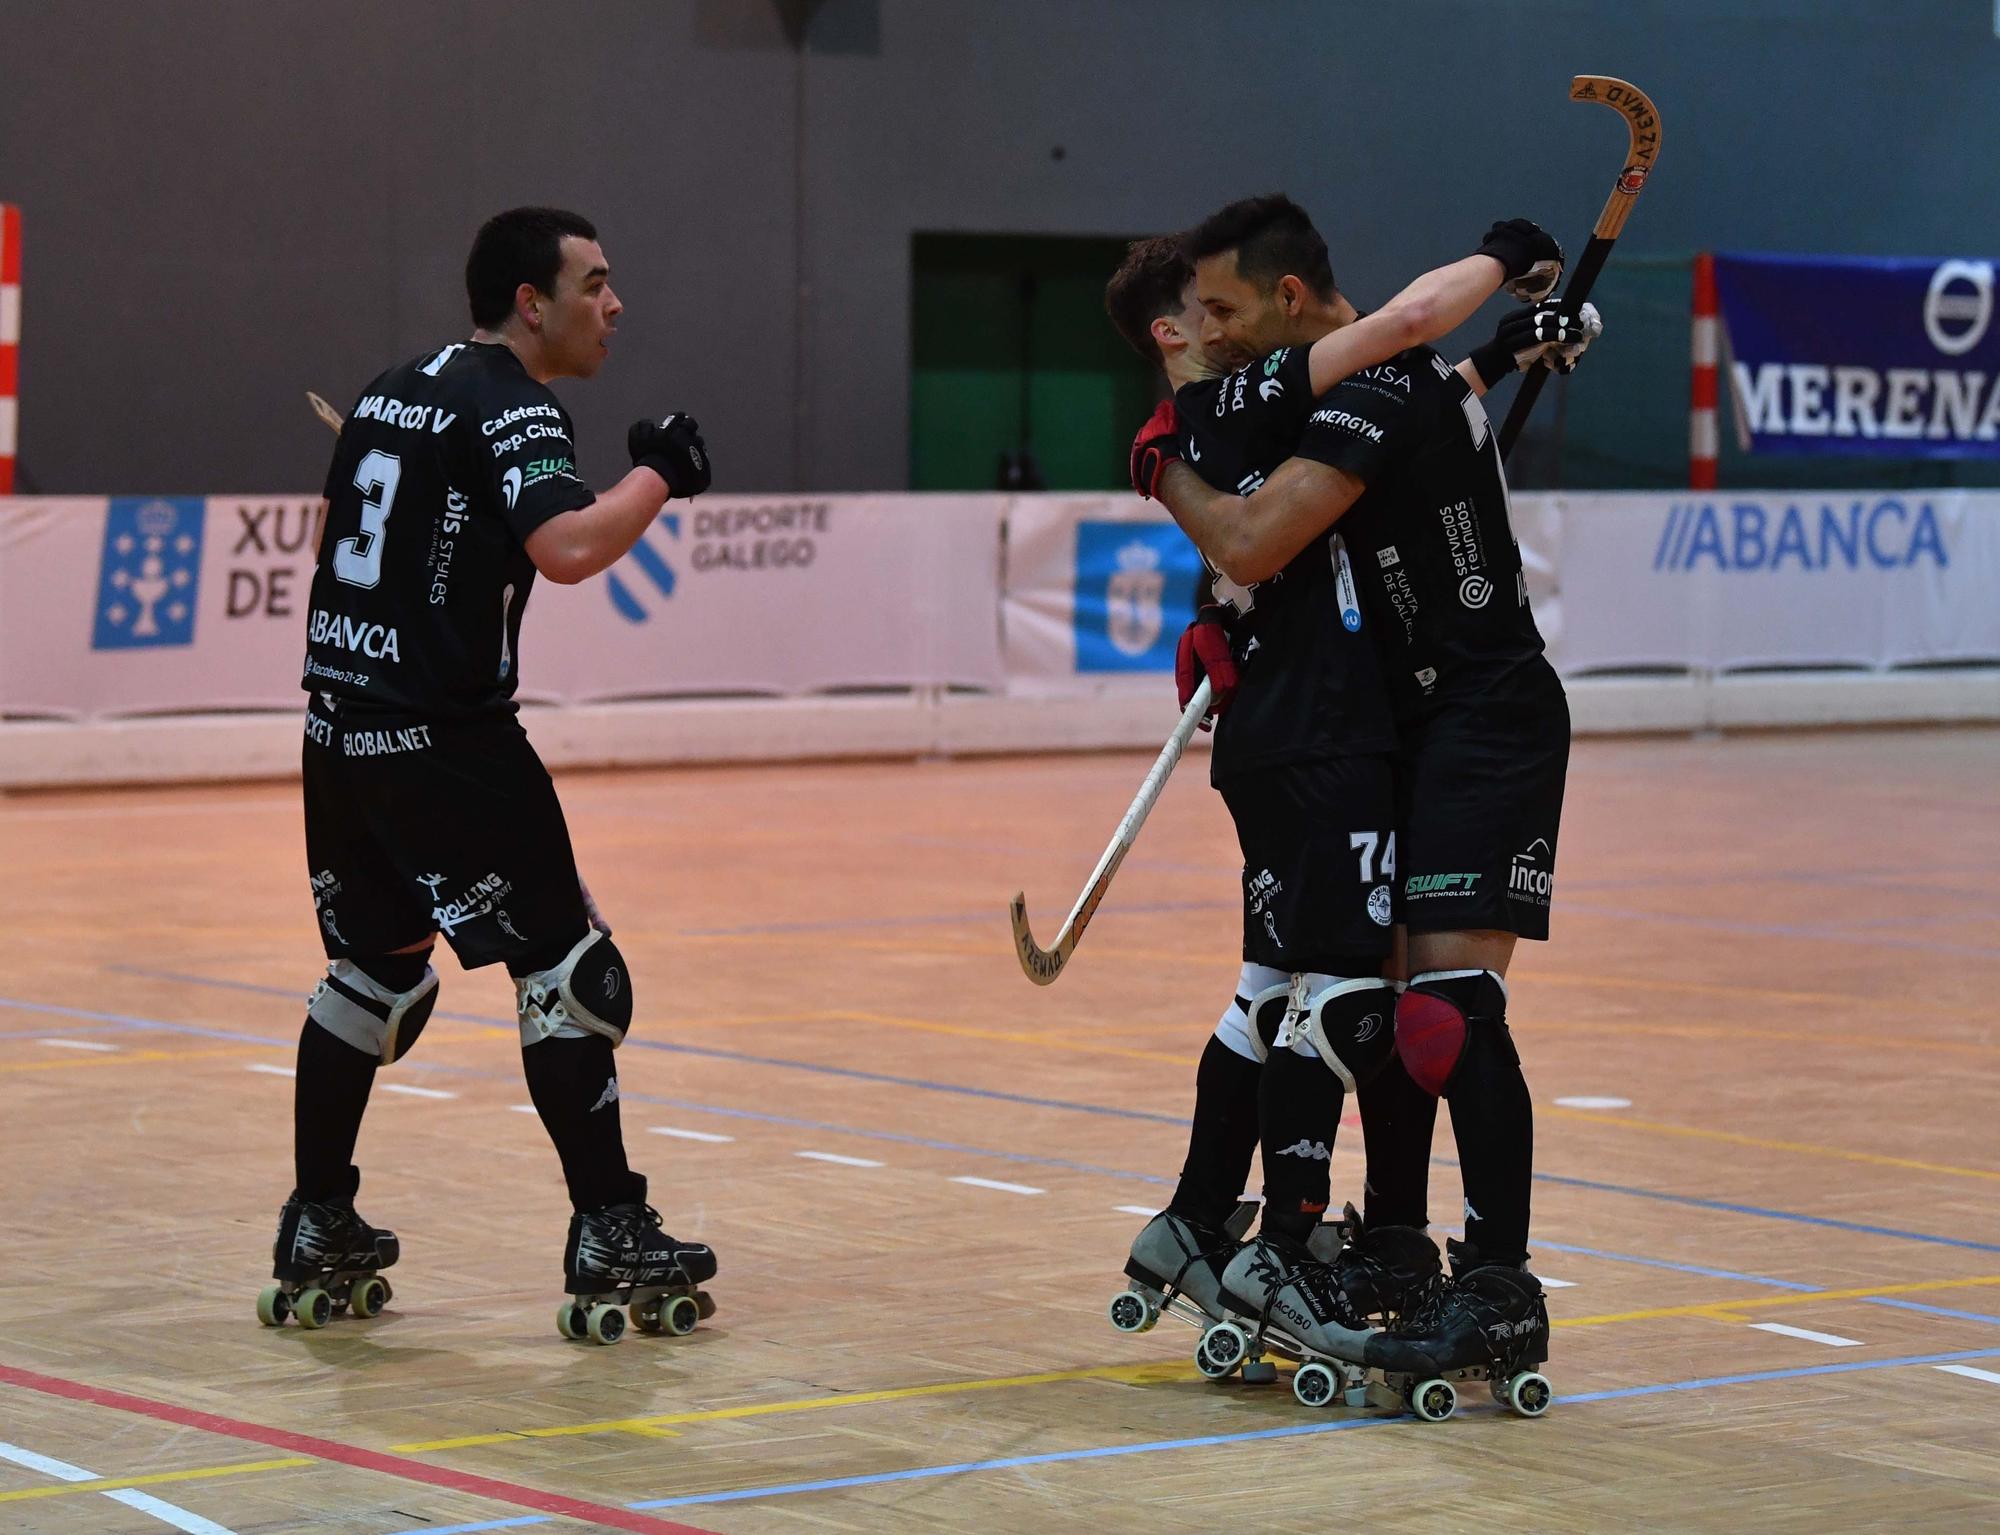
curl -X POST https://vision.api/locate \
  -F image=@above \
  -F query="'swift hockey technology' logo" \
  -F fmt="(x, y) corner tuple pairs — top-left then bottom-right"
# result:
(92, 498), (205, 650)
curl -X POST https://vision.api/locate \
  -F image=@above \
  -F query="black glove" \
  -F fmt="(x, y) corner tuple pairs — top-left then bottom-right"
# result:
(628, 414), (710, 498)
(1469, 302), (1605, 388)
(1475, 219), (1564, 303)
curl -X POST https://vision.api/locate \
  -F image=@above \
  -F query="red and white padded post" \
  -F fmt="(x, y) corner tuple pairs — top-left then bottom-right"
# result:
(0, 206), (19, 493)
(1689, 249), (1718, 491)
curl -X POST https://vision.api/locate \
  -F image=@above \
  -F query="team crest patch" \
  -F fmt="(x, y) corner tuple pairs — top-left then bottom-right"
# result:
(92, 497), (205, 650)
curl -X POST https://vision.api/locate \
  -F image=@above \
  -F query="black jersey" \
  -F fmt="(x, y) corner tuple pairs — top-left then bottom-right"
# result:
(1292, 345), (1552, 720)
(302, 341), (595, 716)
(1175, 344), (1398, 781)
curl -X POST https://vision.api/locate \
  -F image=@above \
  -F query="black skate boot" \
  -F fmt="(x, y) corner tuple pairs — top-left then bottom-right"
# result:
(257, 1168), (398, 1329)
(1317, 1203), (1444, 1329)
(1210, 1231), (1379, 1391)
(557, 1194), (717, 1346)
(1110, 1198), (1259, 1343)
(1361, 1239), (1552, 1421)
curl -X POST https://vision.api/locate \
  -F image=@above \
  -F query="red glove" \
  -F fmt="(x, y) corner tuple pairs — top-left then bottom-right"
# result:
(1130, 397), (1184, 500)
(1175, 605), (1239, 729)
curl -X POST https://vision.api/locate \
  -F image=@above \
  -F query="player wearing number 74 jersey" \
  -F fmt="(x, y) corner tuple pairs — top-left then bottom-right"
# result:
(272, 208), (717, 1347)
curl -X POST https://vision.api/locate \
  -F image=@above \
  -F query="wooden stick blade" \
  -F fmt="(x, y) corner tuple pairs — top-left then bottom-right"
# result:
(1009, 891), (1066, 986)
(307, 391), (345, 434)
(1568, 75), (1662, 239)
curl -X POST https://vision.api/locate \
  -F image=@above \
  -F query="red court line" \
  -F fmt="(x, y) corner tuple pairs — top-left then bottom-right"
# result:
(0, 1362), (719, 1535)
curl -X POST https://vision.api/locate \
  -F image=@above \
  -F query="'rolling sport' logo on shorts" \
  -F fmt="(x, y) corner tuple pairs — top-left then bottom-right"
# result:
(1073, 521), (1204, 673)
(92, 497), (206, 650)
(608, 511), (680, 623)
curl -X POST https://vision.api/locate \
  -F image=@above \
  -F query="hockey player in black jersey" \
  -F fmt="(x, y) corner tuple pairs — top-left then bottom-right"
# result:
(266, 208), (715, 1346)
(1103, 214), (1570, 1377)
(1138, 194), (1599, 1401)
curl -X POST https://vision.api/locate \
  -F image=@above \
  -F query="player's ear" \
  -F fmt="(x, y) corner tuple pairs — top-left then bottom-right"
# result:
(1150, 315), (1182, 355)
(516, 282), (542, 329)
(1277, 275), (1305, 316)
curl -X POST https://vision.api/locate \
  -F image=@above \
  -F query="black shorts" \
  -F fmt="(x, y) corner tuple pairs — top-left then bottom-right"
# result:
(301, 696), (589, 969)
(1397, 662), (1570, 941)
(1219, 754), (1398, 975)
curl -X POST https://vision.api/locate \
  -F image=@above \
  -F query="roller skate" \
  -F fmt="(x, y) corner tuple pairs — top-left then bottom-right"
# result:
(256, 1169), (399, 1329)
(1108, 1199), (1259, 1371)
(1361, 1239), (1552, 1422)
(556, 1195), (717, 1346)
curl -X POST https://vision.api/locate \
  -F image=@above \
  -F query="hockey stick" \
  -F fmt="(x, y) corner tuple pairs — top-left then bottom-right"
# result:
(1497, 74), (1661, 462)
(1009, 676), (1212, 985)
(307, 390), (345, 434)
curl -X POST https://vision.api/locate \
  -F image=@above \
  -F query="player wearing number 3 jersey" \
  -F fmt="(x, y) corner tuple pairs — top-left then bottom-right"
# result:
(267, 208), (719, 1347)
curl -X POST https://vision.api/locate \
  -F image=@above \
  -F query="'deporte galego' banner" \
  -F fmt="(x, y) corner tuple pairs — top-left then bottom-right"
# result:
(1718, 252), (2000, 458)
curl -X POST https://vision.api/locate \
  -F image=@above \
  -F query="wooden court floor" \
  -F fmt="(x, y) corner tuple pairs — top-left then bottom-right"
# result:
(2, 725), (1998, 1534)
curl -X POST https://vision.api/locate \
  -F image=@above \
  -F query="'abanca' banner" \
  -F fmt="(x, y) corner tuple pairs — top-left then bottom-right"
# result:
(1717, 252), (2000, 458)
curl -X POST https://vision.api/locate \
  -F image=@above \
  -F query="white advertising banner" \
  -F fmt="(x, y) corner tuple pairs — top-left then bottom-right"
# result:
(0, 494), (1004, 721)
(1000, 491), (1564, 682)
(1558, 490), (2000, 672)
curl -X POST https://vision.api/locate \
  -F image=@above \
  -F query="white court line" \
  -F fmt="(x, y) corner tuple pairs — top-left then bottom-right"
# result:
(1541, 1277), (1577, 1290)
(1936, 1364), (2000, 1386)
(1114, 1205), (1159, 1217)
(648, 1125), (734, 1143)
(245, 1063), (296, 1078)
(1750, 1322), (1864, 1348)
(1555, 1095), (1632, 1110)
(0, 1437), (240, 1535)
(382, 1083), (456, 1100)
(795, 1150), (883, 1167)
(952, 1176), (1045, 1196)
(508, 1104), (540, 1114)
(35, 1037), (118, 1052)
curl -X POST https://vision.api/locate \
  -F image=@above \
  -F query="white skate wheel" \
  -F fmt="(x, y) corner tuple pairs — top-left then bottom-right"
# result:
(1293, 1361), (1339, 1409)
(255, 1285), (290, 1327)
(350, 1276), (388, 1319)
(585, 1302), (625, 1345)
(663, 1295), (700, 1336)
(1195, 1321), (1247, 1379)
(1410, 1377), (1456, 1422)
(1107, 1289), (1157, 1334)
(1507, 1371), (1553, 1417)
(556, 1301), (588, 1340)
(295, 1288), (333, 1330)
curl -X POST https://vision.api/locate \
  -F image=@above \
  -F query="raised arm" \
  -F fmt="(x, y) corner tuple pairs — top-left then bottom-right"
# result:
(1153, 456), (1364, 588)
(525, 415), (709, 584)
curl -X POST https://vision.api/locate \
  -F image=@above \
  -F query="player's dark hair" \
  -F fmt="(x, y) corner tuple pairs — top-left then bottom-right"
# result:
(466, 207), (599, 328)
(1182, 194), (1337, 300)
(1105, 236), (1194, 366)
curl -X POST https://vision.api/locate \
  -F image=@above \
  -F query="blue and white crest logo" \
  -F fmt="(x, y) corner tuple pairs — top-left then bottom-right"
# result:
(92, 497), (205, 650)
(1073, 521), (1203, 673)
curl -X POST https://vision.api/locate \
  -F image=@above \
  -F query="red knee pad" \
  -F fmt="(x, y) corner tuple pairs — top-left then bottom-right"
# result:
(1394, 988), (1467, 1097)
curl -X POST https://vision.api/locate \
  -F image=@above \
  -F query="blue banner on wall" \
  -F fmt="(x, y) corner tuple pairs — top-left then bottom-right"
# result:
(1717, 252), (2000, 458)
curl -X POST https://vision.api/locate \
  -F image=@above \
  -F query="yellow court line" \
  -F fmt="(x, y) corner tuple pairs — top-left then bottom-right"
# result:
(1543, 1107), (2000, 1183)
(0, 1457), (312, 1505)
(0, 1045), (260, 1075)
(1557, 1273), (2000, 1329)
(390, 1361), (1194, 1452)
(1513, 969), (2000, 1034)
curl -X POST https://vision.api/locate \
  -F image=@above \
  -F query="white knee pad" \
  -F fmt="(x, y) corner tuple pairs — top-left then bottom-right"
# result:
(308, 959), (440, 1063)
(1301, 977), (1399, 1093)
(1214, 963), (1291, 1063)
(516, 929), (634, 1048)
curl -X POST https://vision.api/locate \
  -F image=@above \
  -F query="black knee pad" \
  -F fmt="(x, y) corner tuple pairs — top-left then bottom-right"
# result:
(1395, 970), (1511, 1096)
(1301, 978), (1399, 1091)
(308, 957), (439, 1064)
(515, 929), (634, 1047)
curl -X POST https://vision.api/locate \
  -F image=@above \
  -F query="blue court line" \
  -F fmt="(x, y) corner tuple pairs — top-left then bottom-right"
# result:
(1528, 1238), (1823, 1291)
(101, 966), (1194, 1126)
(1861, 1295), (2000, 1326)
(372, 1345), (2000, 1533)
(1559, 898), (2000, 961)
(42, 974), (2000, 1256)
(0, 997), (289, 1046)
(680, 899), (1223, 938)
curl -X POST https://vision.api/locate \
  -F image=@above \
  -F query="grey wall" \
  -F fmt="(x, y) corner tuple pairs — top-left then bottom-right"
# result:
(3, 0), (1996, 496)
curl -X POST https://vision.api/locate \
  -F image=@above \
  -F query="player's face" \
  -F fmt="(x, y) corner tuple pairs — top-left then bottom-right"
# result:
(540, 237), (623, 379)
(1195, 252), (1290, 371)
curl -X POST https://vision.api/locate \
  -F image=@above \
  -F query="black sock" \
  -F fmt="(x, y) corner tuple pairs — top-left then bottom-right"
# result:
(522, 1034), (639, 1212)
(1444, 1014), (1534, 1268)
(1168, 1035), (1263, 1228)
(1257, 1046), (1341, 1244)
(1359, 1051), (1439, 1230)
(294, 1019), (377, 1200)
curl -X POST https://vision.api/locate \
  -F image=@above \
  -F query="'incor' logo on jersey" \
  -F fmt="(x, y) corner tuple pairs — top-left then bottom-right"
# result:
(1104, 541), (1165, 658)
(92, 498), (206, 650)
(1459, 575), (1494, 608)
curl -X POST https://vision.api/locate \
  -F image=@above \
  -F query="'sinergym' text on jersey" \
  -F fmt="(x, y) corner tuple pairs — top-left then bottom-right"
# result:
(1175, 345), (1398, 782)
(303, 341), (594, 716)
(1291, 344), (1551, 720)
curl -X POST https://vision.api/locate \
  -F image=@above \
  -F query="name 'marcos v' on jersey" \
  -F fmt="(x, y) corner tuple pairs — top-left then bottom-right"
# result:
(303, 340), (594, 716)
